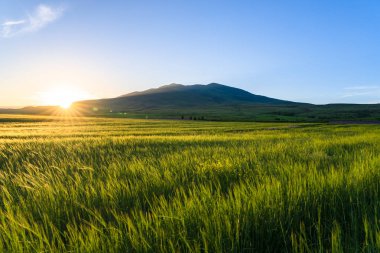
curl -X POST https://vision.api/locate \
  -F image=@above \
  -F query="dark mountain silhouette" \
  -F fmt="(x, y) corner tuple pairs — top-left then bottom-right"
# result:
(73, 83), (298, 113)
(70, 83), (379, 122)
(1, 83), (379, 122)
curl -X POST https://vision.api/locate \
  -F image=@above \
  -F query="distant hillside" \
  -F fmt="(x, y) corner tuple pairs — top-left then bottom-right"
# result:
(73, 83), (297, 112)
(0, 106), (62, 115)
(1, 83), (379, 122)
(118, 83), (294, 104)
(69, 83), (380, 122)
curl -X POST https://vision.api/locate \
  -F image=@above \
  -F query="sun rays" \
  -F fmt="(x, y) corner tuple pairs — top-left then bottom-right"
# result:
(37, 86), (93, 109)
(34, 86), (95, 122)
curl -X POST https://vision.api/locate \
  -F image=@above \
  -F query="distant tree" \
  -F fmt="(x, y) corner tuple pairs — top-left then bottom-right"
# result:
(181, 115), (184, 120)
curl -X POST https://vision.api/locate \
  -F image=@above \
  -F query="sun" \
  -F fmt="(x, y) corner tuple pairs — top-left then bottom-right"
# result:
(59, 99), (73, 109)
(38, 86), (93, 109)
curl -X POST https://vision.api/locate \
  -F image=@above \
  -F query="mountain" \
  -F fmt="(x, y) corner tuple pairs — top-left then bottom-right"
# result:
(1, 83), (379, 122)
(118, 83), (295, 104)
(73, 83), (297, 112)
(71, 83), (380, 121)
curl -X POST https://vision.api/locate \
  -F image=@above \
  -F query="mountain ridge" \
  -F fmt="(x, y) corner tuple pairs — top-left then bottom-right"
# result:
(70, 83), (379, 121)
(118, 83), (186, 97)
(1, 83), (379, 122)
(75, 83), (297, 111)
(117, 83), (295, 104)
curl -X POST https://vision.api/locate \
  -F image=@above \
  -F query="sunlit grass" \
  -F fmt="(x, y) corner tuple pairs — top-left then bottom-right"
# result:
(0, 115), (379, 252)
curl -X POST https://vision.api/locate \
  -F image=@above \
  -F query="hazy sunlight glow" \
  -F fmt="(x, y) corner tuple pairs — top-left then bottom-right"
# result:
(38, 87), (93, 109)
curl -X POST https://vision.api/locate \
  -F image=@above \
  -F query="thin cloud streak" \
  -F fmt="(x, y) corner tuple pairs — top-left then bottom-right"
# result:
(3, 20), (26, 26)
(1, 4), (65, 38)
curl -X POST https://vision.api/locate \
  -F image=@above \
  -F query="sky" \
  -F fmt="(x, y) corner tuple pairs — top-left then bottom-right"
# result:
(1, 0), (380, 107)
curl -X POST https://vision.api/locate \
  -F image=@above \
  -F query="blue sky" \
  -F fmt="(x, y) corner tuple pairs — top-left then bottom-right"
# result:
(1, 0), (380, 106)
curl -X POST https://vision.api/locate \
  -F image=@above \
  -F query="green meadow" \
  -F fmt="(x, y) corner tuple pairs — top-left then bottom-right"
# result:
(0, 114), (379, 252)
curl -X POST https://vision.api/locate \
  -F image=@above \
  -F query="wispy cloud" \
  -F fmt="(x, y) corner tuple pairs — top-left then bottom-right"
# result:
(1, 4), (65, 38)
(342, 86), (380, 98)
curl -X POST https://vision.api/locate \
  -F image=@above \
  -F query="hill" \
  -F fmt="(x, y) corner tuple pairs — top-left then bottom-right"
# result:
(1, 83), (379, 122)
(71, 83), (379, 122)
(74, 83), (296, 111)
(72, 83), (304, 120)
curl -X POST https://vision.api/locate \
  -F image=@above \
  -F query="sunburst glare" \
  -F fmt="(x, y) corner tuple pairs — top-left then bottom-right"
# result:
(38, 86), (93, 109)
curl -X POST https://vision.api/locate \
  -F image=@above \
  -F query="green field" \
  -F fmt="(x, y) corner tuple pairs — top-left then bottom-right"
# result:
(0, 115), (379, 252)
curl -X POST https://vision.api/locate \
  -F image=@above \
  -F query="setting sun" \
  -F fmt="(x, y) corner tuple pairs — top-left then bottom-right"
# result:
(38, 87), (93, 109)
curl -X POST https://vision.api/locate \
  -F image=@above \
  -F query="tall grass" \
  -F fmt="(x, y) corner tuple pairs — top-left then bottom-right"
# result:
(0, 115), (379, 252)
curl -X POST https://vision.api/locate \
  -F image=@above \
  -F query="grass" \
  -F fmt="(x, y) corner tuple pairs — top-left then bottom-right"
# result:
(0, 114), (379, 252)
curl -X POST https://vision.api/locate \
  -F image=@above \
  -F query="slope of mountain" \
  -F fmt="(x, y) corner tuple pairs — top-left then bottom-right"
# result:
(73, 83), (297, 113)
(1, 83), (379, 122)
(69, 83), (379, 122)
